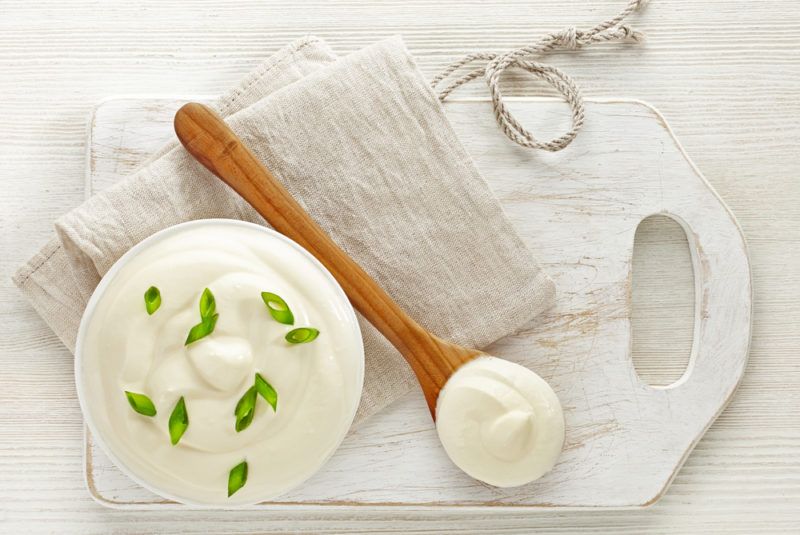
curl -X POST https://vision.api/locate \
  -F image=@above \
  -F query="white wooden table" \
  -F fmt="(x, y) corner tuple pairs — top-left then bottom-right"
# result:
(1, 1), (798, 532)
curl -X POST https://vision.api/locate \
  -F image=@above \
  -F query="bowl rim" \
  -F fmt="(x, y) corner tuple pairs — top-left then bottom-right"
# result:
(74, 218), (365, 508)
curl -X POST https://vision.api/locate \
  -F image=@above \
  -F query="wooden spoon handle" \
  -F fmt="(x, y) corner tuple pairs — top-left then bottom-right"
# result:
(174, 103), (477, 415)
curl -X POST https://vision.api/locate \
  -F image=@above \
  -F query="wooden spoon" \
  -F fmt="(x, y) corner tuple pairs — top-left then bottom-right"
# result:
(174, 102), (481, 418)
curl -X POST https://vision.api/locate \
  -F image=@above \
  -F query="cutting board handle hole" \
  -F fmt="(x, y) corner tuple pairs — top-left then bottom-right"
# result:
(631, 214), (695, 387)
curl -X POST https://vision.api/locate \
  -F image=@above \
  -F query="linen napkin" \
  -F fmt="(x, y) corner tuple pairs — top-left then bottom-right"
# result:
(14, 36), (554, 422)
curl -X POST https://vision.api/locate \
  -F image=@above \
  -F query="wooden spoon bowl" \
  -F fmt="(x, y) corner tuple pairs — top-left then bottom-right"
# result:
(174, 102), (482, 418)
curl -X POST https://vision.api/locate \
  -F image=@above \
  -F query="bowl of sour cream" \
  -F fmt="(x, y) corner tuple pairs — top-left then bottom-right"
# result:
(75, 219), (365, 506)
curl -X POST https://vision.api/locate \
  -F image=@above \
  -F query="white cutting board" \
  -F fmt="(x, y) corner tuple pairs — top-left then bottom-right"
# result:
(83, 96), (751, 509)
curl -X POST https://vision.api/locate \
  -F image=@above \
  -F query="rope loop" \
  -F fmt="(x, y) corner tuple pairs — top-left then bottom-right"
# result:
(431, 0), (647, 152)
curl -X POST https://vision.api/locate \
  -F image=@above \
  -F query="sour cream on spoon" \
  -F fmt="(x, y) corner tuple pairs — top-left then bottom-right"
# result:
(76, 220), (364, 506)
(435, 357), (565, 487)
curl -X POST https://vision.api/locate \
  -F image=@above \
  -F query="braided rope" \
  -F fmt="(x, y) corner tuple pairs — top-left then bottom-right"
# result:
(431, 0), (648, 152)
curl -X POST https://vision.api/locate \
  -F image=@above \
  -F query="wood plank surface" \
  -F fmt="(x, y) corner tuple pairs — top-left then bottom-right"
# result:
(1, 0), (798, 532)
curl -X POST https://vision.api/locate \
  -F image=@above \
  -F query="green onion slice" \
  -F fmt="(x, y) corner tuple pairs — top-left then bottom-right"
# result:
(185, 313), (218, 345)
(234, 386), (257, 432)
(168, 396), (189, 445)
(255, 373), (278, 412)
(227, 460), (248, 497)
(285, 327), (320, 344)
(260, 292), (294, 325)
(199, 288), (216, 320)
(144, 286), (161, 315)
(125, 391), (157, 417)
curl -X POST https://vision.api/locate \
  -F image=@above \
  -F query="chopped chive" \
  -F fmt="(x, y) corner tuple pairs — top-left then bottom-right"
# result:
(227, 460), (248, 497)
(199, 288), (216, 320)
(186, 288), (219, 345)
(168, 396), (189, 445)
(285, 327), (320, 344)
(185, 313), (218, 345)
(260, 292), (294, 325)
(125, 391), (157, 417)
(144, 286), (162, 315)
(255, 373), (278, 412)
(235, 408), (255, 432)
(234, 386), (257, 432)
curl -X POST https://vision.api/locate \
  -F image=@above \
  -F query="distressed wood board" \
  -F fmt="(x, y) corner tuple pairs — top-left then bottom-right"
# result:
(84, 96), (751, 509)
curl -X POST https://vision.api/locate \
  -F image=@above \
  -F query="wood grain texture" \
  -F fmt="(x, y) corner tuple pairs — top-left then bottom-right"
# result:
(1, 0), (798, 532)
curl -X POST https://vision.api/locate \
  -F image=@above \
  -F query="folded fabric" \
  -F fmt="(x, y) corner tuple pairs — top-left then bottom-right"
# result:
(14, 36), (554, 423)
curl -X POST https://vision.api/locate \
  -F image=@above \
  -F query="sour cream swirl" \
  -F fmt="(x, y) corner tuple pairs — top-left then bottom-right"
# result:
(435, 356), (564, 487)
(77, 220), (364, 505)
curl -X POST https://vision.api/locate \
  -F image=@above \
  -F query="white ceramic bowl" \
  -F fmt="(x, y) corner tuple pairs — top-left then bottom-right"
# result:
(75, 219), (364, 507)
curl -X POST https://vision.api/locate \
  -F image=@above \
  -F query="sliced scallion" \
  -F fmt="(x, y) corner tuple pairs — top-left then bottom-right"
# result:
(234, 386), (257, 432)
(125, 391), (157, 417)
(185, 313), (218, 345)
(168, 396), (189, 445)
(144, 286), (161, 315)
(199, 288), (216, 320)
(260, 292), (294, 325)
(227, 460), (248, 497)
(254, 373), (278, 412)
(285, 327), (320, 344)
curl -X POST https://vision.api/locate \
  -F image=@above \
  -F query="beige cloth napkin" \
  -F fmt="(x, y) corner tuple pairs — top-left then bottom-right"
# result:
(14, 36), (554, 422)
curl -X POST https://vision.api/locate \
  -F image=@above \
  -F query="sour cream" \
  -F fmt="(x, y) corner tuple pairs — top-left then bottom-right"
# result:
(435, 356), (564, 487)
(76, 220), (364, 505)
